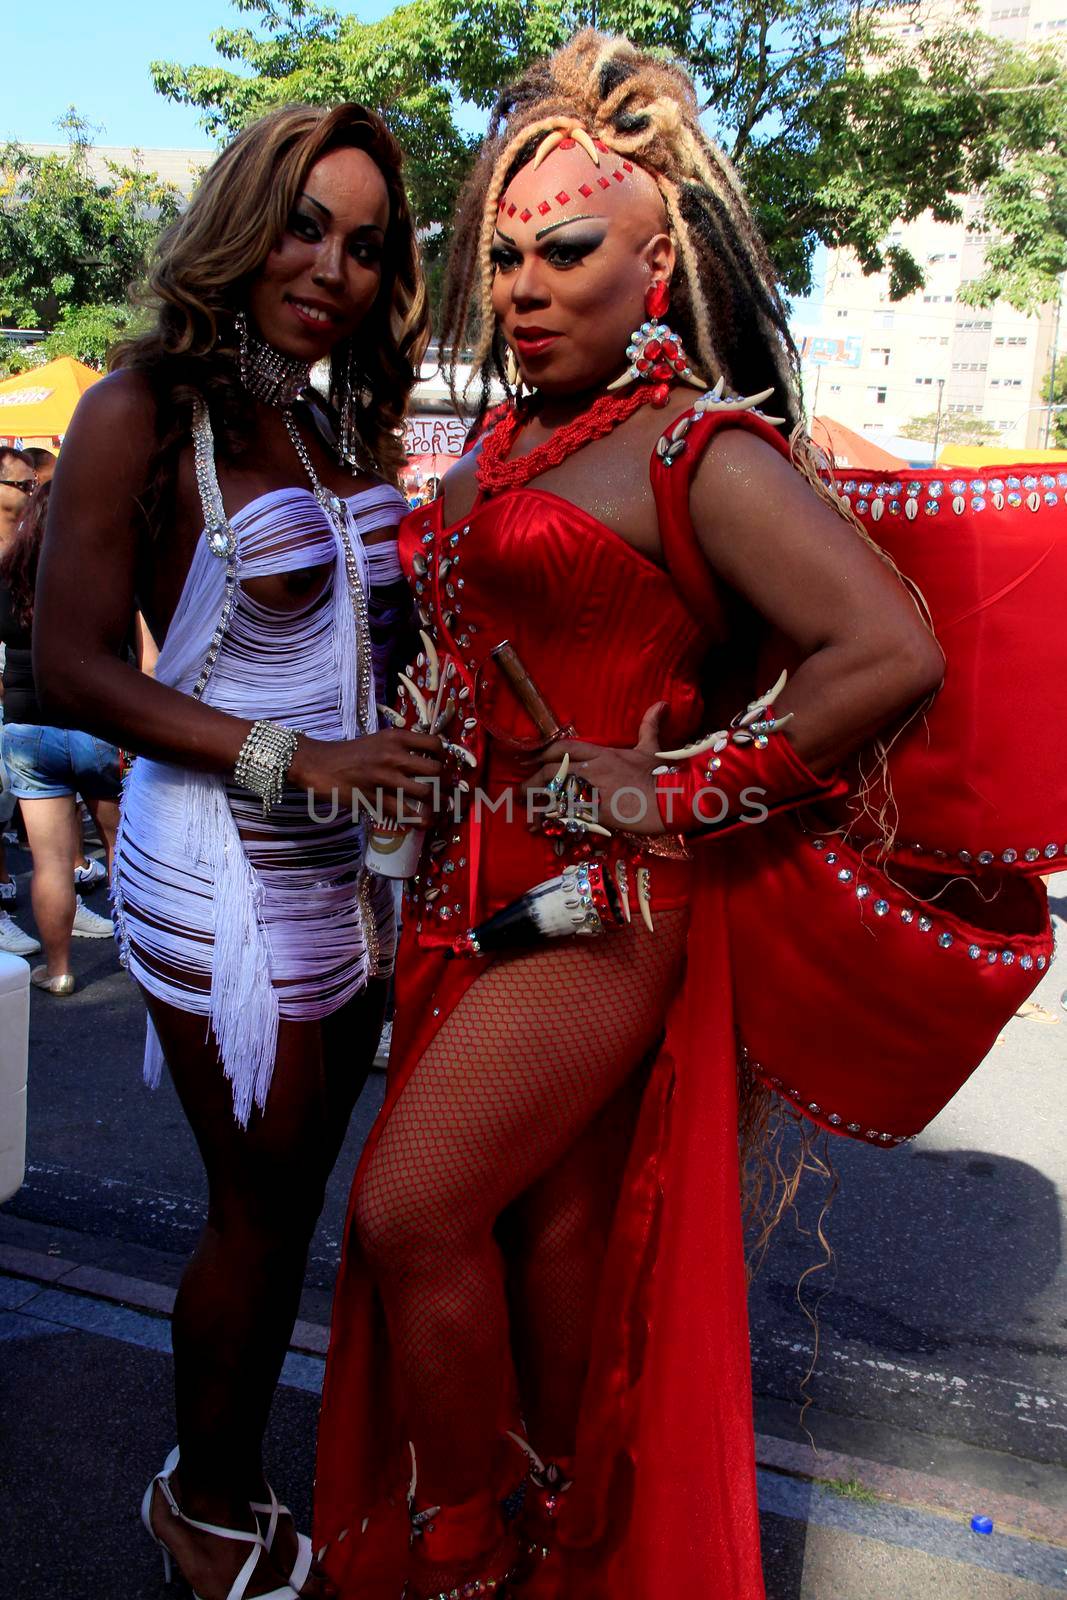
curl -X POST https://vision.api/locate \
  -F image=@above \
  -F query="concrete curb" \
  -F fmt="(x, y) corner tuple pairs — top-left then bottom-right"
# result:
(3, 1238), (1064, 1559)
(755, 1433), (1067, 1548)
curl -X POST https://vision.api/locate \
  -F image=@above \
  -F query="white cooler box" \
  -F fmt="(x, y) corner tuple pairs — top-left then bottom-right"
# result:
(0, 951), (29, 1203)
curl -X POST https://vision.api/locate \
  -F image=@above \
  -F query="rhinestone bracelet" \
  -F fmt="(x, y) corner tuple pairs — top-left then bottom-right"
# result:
(233, 720), (300, 816)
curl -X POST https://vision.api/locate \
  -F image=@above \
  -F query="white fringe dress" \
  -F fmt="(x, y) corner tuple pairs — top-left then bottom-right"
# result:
(112, 403), (405, 1125)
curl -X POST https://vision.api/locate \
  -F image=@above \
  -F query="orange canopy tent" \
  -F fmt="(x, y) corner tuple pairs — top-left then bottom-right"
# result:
(0, 356), (101, 448)
(812, 415), (908, 471)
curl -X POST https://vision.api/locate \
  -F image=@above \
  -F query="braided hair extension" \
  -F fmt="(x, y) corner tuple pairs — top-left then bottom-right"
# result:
(439, 30), (802, 435)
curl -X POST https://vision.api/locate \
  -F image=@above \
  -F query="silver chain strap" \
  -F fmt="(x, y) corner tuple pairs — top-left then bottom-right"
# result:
(282, 408), (381, 978)
(189, 396), (381, 975)
(191, 399), (239, 702)
(281, 408), (374, 737)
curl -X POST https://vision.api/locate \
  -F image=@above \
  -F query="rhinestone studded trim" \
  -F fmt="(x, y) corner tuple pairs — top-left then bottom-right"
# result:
(835, 470), (1067, 520)
(742, 1046), (913, 1146)
(190, 399), (239, 703)
(807, 836), (1051, 972)
(850, 835), (1065, 870)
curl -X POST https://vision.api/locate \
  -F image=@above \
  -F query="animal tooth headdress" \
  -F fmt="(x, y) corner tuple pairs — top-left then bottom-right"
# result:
(439, 30), (803, 434)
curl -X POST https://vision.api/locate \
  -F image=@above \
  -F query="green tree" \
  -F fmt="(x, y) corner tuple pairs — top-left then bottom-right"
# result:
(898, 410), (1000, 447)
(0, 112), (182, 331)
(153, 0), (1067, 307)
(0, 340), (47, 378)
(1040, 352), (1067, 448)
(42, 302), (146, 368)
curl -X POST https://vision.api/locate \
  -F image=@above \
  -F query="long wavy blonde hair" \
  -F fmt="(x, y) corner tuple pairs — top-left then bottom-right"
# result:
(114, 103), (429, 519)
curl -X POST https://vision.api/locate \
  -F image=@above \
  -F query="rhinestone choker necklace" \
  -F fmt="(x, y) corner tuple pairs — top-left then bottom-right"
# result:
(235, 309), (312, 407)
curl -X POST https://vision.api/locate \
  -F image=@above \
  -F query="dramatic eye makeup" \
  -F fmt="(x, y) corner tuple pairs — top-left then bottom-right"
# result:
(286, 193), (385, 263)
(490, 219), (609, 270)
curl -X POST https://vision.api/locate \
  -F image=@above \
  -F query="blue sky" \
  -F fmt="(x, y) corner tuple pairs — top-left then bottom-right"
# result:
(3, 0), (824, 314)
(3, 0), (386, 150)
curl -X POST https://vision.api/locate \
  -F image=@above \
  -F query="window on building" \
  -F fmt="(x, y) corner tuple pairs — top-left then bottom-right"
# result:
(1008, 336), (1028, 346)
(866, 387), (888, 405)
(829, 384), (842, 394)
(948, 403), (984, 415)
(870, 346), (891, 366)
(915, 377), (934, 385)
(875, 312), (895, 329)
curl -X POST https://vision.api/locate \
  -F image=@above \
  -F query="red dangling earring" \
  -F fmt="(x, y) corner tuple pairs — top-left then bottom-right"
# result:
(608, 277), (705, 402)
(645, 278), (671, 321)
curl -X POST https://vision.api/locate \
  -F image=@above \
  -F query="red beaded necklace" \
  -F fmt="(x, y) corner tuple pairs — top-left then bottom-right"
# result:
(475, 385), (661, 494)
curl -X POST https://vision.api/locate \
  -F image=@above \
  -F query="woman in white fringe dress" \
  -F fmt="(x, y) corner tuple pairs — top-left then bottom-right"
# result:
(32, 104), (442, 1600)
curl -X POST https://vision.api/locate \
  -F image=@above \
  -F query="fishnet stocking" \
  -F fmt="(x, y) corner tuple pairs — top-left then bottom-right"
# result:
(504, 1073), (644, 1460)
(355, 909), (689, 1509)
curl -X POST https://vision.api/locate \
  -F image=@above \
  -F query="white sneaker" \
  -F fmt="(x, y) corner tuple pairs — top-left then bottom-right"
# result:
(71, 895), (113, 938)
(74, 858), (107, 892)
(0, 910), (41, 956)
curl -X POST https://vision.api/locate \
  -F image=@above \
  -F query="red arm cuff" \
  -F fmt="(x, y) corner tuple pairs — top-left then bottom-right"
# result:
(655, 728), (847, 841)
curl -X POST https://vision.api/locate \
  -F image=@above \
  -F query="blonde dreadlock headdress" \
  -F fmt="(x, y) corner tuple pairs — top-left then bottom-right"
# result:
(440, 30), (802, 433)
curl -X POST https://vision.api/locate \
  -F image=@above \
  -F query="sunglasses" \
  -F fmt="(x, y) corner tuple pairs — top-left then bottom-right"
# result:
(0, 477), (36, 494)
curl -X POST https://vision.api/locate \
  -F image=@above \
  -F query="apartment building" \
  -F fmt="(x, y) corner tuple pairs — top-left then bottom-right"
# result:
(801, 0), (1064, 453)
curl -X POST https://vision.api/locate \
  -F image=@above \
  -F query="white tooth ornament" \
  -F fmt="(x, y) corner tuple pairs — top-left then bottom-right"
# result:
(377, 703), (407, 728)
(419, 630), (440, 692)
(399, 674), (430, 728)
(505, 347), (521, 389)
(532, 129), (566, 169)
(738, 670), (788, 724)
(572, 127), (601, 165)
(614, 859), (632, 923)
(636, 867), (654, 933)
(443, 741), (479, 768)
(655, 728), (729, 761)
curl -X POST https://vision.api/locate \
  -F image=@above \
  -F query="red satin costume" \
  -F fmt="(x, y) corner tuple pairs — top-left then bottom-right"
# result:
(314, 403), (1064, 1598)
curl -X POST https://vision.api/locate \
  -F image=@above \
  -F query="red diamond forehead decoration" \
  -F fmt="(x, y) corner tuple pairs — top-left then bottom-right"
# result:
(623, 160), (634, 172)
(507, 203), (517, 217)
(597, 176), (611, 190)
(555, 190), (570, 204)
(578, 183), (593, 198)
(519, 209), (533, 222)
(613, 170), (625, 182)
(537, 201), (551, 215)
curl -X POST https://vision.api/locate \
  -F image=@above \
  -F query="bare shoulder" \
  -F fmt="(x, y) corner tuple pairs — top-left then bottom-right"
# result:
(62, 368), (160, 473)
(694, 423), (794, 488)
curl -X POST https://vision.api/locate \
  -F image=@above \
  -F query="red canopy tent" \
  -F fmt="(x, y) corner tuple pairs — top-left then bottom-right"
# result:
(812, 415), (908, 471)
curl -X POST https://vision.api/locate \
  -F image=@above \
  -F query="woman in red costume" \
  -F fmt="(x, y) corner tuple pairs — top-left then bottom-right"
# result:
(315, 32), (945, 1600)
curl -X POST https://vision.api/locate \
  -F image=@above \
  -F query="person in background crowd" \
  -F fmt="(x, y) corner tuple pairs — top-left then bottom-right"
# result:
(0, 446), (36, 544)
(0, 446), (39, 953)
(0, 482), (117, 990)
(25, 447), (57, 484)
(24, 448), (107, 891)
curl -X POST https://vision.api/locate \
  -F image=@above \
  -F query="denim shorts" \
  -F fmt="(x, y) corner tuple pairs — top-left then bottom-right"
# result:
(1, 722), (121, 802)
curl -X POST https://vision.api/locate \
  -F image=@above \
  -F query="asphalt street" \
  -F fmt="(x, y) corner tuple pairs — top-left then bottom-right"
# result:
(2, 838), (1065, 1598)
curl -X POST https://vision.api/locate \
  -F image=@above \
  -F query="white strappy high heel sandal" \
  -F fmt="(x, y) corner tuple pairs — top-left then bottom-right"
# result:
(140, 1447), (300, 1599)
(250, 1481), (314, 1594)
